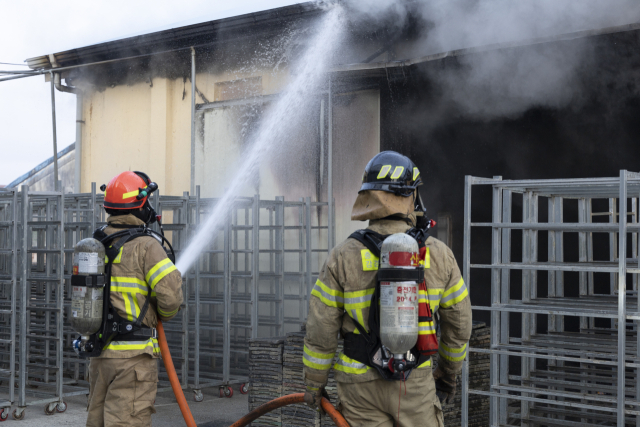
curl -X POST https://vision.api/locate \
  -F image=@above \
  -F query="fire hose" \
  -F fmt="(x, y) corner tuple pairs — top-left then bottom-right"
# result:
(157, 321), (349, 427)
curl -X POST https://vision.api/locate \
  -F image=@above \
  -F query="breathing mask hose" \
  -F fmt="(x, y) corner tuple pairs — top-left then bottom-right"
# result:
(229, 394), (349, 427)
(157, 321), (198, 427)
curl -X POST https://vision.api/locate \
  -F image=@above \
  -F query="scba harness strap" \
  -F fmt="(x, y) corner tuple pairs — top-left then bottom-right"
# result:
(342, 226), (437, 381)
(76, 224), (173, 358)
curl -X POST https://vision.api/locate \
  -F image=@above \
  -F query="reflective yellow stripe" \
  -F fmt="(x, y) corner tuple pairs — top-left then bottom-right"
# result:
(334, 353), (369, 374)
(361, 249), (379, 271)
(158, 306), (179, 317)
(104, 247), (124, 264)
(418, 248), (430, 269)
(413, 167), (420, 181)
(390, 166), (404, 179)
(111, 277), (147, 321)
(377, 165), (392, 179)
(113, 247), (123, 263)
(311, 279), (344, 308)
(418, 358), (432, 368)
(111, 277), (148, 295)
(439, 342), (467, 362)
(420, 288), (443, 312)
(441, 278), (468, 308)
(303, 345), (335, 370)
(105, 337), (159, 353)
(419, 321), (436, 335)
(344, 288), (374, 310)
(145, 258), (178, 290)
(122, 190), (139, 199)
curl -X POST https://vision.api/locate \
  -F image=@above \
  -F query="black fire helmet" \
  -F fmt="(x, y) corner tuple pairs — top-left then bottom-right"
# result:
(359, 151), (422, 197)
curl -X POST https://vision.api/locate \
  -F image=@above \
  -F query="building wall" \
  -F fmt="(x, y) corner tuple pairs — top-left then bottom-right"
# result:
(77, 63), (382, 245)
(79, 65), (291, 196)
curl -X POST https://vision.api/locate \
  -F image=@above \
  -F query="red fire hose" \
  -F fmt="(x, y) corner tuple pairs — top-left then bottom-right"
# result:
(157, 321), (197, 427)
(157, 321), (349, 427)
(229, 393), (349, 427)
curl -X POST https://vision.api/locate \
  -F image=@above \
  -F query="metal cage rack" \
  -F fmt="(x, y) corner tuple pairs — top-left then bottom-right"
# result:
(0, 184), (331, 418)
(156, 190), (331, 400)
(462, 170), (640, 427)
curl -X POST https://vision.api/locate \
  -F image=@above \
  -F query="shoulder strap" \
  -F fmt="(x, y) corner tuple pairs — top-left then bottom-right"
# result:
(348, 229), (388, 258)
(94, 226), (155, 329)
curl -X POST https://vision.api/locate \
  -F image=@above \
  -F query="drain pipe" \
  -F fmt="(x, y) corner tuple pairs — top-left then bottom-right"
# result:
(48, 54), (83, 193)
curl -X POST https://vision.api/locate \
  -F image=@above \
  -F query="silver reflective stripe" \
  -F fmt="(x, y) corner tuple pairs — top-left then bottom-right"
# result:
(312, 283), (344, 304)
(125, 294), (138, 320)
(147, 261), (174, 287)
(344, 293), (373, 306)
(337, 356), (367, 370)
(112, 280), (148, 294)
(109, 340), (151, 346)
(419, 323), (435, 332)
(303, 352), (334, 367)
(440, 283), (468, 307)
(439, 344), (467, 359)
(350, 309), (358, 320)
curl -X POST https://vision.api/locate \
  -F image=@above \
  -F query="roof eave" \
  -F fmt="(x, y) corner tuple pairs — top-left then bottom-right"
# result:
(26, 1), (322, 70)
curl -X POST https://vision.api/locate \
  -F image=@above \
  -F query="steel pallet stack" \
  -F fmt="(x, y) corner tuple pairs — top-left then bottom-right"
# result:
(462, 171), (640, 427)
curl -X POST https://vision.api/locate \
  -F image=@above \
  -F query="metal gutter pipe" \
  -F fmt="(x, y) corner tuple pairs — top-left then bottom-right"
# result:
(327, 79), (333, 251)
(48, 54), (83, 192)
(75, 96), (83, 193)
(190, 47), (196, 195)
(49, 71), (59, 192)
(48, 54), (79, 94)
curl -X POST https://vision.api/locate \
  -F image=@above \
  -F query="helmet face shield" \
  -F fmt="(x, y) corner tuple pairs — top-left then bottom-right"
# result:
(359, 151), (422, 197)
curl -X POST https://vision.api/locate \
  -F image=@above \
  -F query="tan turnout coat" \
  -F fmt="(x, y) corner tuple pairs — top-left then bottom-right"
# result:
(99, 214), (183, 358)
(303, 218), (472, 385)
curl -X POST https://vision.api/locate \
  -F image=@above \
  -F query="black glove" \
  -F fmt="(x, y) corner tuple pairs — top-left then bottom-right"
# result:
(433, 366), (457, 404)
(303, 383), (329, 414)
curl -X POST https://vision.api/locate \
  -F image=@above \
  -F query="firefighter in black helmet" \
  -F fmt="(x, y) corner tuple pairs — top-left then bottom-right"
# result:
(302, 151), (472, 427)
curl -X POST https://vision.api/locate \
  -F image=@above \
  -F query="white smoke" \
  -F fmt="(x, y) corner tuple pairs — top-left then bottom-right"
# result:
(345, 0), (640, 119)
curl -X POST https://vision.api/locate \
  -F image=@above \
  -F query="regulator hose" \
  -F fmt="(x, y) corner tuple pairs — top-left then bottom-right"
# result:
(157, 321), (349, 427)
(157, 321), (198, 427)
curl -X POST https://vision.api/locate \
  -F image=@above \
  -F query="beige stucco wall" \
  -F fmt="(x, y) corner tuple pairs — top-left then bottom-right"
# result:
(79, 65), (290, 195)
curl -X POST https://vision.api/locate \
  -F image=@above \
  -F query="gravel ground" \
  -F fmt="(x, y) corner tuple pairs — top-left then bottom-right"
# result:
(0, 383), (249, 426)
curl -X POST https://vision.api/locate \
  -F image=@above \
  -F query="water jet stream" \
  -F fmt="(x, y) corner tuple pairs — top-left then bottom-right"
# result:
(176, 6), (344, 274)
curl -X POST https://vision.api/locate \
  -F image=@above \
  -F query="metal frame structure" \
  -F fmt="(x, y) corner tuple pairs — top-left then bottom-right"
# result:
(0, 184), (331, 417)
(462, 170), (640, 427)
(157, 188), (332, 399)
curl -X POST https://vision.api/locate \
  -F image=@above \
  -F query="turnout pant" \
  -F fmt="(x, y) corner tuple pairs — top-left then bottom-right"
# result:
(86, 354), (158, 427)
(337, 371), (444, 427)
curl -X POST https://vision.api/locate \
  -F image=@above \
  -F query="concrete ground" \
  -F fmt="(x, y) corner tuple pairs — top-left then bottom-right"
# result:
(0, 383), (249, 426)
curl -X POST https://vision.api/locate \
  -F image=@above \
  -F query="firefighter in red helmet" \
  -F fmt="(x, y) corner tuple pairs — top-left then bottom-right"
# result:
(85, 171), (183, 427)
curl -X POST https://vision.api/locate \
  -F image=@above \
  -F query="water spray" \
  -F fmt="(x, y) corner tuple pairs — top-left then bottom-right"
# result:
(176, 6), (345, 274)
(166, 6), (347, 425)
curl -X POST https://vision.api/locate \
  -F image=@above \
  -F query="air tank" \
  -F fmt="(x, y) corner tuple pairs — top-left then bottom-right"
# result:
(379, 233), (420, 360)
(70, 238), (106, 339)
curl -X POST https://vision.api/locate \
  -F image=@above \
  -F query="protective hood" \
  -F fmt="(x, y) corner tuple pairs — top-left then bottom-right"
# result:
(351, 190), (415, 221)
